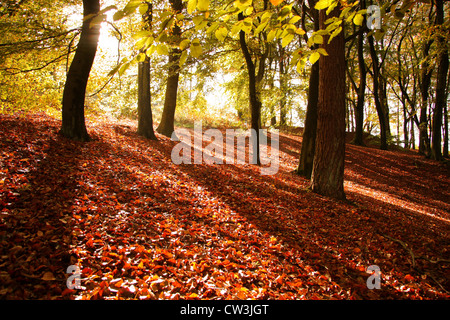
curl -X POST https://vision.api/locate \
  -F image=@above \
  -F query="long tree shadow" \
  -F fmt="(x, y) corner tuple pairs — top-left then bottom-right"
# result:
(344, 144), (450, 221)
(0, 115), (82, 299)
(147, 124), (450, 298)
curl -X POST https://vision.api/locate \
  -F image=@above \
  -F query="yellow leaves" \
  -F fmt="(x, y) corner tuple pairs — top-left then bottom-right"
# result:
(309, 52), (321, 65)
(190, 38), (202, 58)
(179, 39), (190, 50)
(353, 13), (364, 26)
(215, 27), (228, 42)
(156, 44), (169, 56)
(196, 0), (210, 12)
(281, 33), (294, 47)
(315, 0), (334, 10)
(187, 0), (197, 14)
(270, 0), (284, 6)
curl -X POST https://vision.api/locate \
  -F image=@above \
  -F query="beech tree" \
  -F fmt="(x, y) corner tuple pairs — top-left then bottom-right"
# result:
(297, 0), (320, 179)
(431, 0), (448, 160)
(310, 3), (346, 200)
(137, 1), (157, 140)
(156, 0), (183, 137)
(60, 0), (101, 141)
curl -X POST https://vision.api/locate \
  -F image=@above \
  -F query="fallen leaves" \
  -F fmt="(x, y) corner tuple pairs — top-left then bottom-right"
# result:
(0, 113), (449, 300)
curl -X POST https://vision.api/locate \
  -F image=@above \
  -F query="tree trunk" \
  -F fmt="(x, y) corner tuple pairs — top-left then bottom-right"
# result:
(297, 61), (319, 178)
(156, 0), (182, 138)
(311, 5), (346, 200)
(238, 12), (266, 165)
(353, 26), (366, 146)
(138, 55), (157, 140)
(278, 43), (287, 127)
(419, 6), (434, 156)
(297, 2), (319, 179)
(60, 0), (100, 141)
(431, 0), (448, 161)
(137, 2), (157, 140)
(368, 34), (389, 150)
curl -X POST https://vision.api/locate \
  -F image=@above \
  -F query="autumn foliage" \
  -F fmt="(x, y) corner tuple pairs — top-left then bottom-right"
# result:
(0, 113), (449, 300)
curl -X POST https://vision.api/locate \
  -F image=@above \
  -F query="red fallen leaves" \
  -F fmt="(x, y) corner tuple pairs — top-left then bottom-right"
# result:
(0, 113), (449, 300)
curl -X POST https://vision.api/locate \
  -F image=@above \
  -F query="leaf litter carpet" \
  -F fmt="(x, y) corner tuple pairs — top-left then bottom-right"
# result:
(0, 113), (449, 300)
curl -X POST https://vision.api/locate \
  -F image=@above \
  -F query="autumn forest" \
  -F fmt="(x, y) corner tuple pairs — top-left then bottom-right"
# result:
(0, 0), (449, 304)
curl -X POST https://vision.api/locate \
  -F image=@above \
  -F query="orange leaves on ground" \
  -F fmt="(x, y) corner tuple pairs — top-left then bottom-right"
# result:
(0, 113), (449, 300)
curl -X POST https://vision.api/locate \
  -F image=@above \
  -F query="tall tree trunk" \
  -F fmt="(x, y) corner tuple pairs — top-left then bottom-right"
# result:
(138, 55), (157, 140)
(444, 101), (449, 158)
(353, 26), (367, 146)
(311, 5), (346, 200)
(419, 6), (434, 156)
(368, 34), (389, 150)
(61, 0), (100, 142)
(278, 43), (287, 127)
(238, 12), (267, 165)
(156, 0), (182, 137)
(297, 0), (319, 178)
(297, 60), (319, 178)
(137, 2), (157, 140)
(351, 0), (367, 146)
(431, 0), (448, 161)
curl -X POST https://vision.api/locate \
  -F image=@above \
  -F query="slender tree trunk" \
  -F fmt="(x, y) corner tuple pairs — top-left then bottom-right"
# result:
(431, 0), (448, 161)
(278, 43), (287, 127)
(156, 0), (182, 137)
(297, 61), (319, 178)
(353, 26), (366, 146)
(311, 5), (346, 200)
(368, 34), (389, 150)
(138, 55), (157, 140)
(238, 11), (268, 165)
(61, 0), (100, 141)
(419, 6), (434, 156)
(444, 101), (449, 158)
(297, 0), (319, 178)
(137, 2), (156, 140)
(402, 93), (409, 148)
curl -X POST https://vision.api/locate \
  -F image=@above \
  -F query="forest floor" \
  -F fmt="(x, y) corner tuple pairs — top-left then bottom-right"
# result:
(0, 112), (449, 300)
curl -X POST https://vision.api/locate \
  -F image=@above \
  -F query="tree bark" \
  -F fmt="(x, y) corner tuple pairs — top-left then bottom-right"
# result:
(368, 34), (389, 150)
(138, 55), (157, 140)
(238, 12), (267, 165)
(311, 5), (346, 200)
(137, 3), (157, 140)
(353, 25), (366, 146)
(431, 0), (448, 161)
(156, 0), (182, 137)
(297, 59), (319, 178)
(60, 0), (100, 141)
(418, 5), (434, 156)
(278, 43), (287, 127)
(297, 1), (319, 179)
